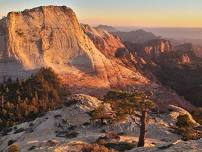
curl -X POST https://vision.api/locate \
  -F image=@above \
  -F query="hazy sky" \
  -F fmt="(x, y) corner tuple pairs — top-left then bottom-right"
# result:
(1, 0), (202, 27)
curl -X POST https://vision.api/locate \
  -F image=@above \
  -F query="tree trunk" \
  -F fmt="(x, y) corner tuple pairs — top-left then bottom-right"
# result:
(137, 110), (147, 147)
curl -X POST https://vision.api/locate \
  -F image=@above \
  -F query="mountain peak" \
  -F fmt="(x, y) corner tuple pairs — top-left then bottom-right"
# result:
(96, 25), (118, 32)
(8, 5), (72, 15)
(0, 5), (150, 92)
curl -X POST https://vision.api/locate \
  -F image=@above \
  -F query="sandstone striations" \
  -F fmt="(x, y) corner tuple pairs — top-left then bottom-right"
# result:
(82, 24), (127, 57)
(0, 6), (149, 91)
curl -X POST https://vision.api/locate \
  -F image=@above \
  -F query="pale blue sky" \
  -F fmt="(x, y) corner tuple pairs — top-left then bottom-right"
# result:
(1, 0), (202, 27)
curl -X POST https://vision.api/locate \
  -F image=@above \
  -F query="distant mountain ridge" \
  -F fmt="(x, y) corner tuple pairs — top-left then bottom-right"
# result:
(96, 25), (119, 32)
(114, 29), (159, 44)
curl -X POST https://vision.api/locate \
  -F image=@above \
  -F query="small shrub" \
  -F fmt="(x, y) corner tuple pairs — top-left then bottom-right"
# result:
(81, 144), (116, 152)
(105, 142), (135, 152)
(158, 143), (174, 150)
(14, 128), (25, 134)
(176, 114), (195, 128)
(29, 123), (34, 127)
(175, 127), (202, 141)
(8, 140), (16, 146)
(65, 132), (79, 139)
(175, 115), (202, 141)
(117, 132), (126, 136)
(3, 127), (12, 133)
(97, 138), (108, 145)
(100, 129), (106, 133)
(68, 125), (77, 131)
(1, 127), (12, 136)
(1, 132), (8, 136)
(96, 133), (120, 145)
(83, 122), (91, 126)
(54, 114), (62, 119)
(8, 144), (20, 152)
(64, 100), (75, 107)
(28, 146), (37, 150)
(47, 140), (58, 146)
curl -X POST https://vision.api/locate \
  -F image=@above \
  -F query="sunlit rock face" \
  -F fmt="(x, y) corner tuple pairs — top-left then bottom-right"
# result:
(81, 24), (127, 57)
(5, 6), (96, 71)
(0, 6), (149, 89)
(0, 16), (32, 81)
(180, 54), (191, 64)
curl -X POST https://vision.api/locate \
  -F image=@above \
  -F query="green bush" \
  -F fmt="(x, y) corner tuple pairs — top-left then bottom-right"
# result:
(175, 114), (202, 141)
(104, 90), (136, 102)
(176, 114), (195, 128)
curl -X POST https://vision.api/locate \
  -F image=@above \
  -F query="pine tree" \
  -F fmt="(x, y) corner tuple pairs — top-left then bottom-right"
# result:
(104, 90), (156, 147)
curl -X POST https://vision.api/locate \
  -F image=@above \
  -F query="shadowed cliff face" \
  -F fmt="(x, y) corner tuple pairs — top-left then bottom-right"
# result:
(0, 17), (8, 59)
(143, 39), (173, 57)
(125, 39), (173, 60)
(124, 38), (202, 107)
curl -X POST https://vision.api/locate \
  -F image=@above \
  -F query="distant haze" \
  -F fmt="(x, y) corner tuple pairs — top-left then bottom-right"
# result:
(115, 27), (202, 45)
(116, 27), (202, 39)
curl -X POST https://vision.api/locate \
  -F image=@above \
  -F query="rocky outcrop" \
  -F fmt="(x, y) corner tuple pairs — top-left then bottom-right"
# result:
(82, 24), (127, 57)
(143, 39), (173, 58)
(66, 94), (103, 111)
(125, 39), (173, 60)
(168, 105), (199, 126)
(180, 54), (191, 64)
